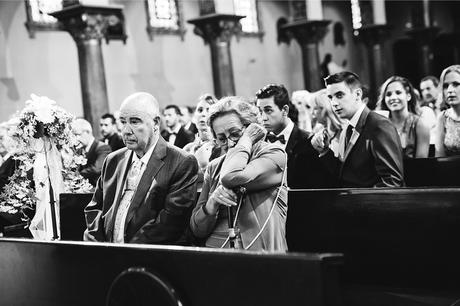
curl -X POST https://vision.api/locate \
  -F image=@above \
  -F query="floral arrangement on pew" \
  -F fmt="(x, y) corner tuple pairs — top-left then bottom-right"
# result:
(0, 94), (93, 240)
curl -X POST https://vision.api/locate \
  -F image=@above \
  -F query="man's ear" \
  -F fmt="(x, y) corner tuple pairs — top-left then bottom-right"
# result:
(282, 104), (289, 116)
(354, 87), (363, 101)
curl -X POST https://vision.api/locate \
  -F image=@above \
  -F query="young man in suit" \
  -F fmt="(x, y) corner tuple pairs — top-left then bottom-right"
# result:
(180, 106), (198, 135)
(255, 84), (335, 189)
(311, 71), (404, 187)
(162, 105), (194, 149)
(72, 118), (112, 186)
(84, 92), (198, 245)
(100, 113), (125, 152)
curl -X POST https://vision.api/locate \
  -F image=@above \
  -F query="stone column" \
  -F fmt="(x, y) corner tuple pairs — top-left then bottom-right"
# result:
(405, 27), (439, 78)
(282, 20), (330, 91)
(357, 24), (391, 107)
(188, 14), (243, 98)
(50, 4), (125, 136)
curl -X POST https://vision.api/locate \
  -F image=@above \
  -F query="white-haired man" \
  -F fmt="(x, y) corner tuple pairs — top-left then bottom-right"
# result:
(72, 118), (111, 186)
(84, 92), (198, 245)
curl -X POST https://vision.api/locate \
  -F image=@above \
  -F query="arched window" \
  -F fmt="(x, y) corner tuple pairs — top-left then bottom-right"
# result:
(350, 0), (363, 34)
(233, 0), (258, 33)
(145, 0), (186, 40)
(24, 0), (63, 38)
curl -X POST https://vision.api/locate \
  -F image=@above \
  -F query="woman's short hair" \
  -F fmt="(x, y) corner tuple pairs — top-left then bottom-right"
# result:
(377, 76), (419, 114)
(208, 96), (261, 135)
(439, 65), (460, 103)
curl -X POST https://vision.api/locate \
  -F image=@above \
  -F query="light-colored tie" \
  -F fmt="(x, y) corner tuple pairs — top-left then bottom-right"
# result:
(113, 160), (143, 243)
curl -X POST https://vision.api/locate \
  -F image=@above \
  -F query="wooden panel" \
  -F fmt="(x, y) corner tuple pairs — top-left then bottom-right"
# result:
(0, 238), (342, 306)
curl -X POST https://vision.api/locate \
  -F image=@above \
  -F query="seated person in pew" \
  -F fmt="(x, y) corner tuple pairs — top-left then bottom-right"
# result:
(377, 76), (430, 158)
(255, 84), (337, 189)
(84, 92), (199, 245)
(311, 71), (404, 188)
(190, 97), (288, 251)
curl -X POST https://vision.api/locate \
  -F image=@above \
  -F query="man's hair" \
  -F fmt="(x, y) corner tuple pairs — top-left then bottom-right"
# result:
(255, 83), (298, 123)
(73, 118), (92, 133)
(324, 71), (362, 90)
(164, 104), (182, 116)
(420, 75), (439, 87)
(255, 84), (290, 110)
(101, 113), (116, 124)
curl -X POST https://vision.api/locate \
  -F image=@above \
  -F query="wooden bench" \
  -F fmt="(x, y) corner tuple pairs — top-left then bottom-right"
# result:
(404, 156), (460, 187)
(287, 187), (460, 305)
(0, 238), (342, 306)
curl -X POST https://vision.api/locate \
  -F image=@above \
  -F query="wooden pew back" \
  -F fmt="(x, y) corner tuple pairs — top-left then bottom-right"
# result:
(287, 187), (460, 290)
(0, 238), (342, 306)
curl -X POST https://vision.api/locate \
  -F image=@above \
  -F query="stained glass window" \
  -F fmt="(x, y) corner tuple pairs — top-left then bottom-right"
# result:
(233, 0), (259, 33)
(145, 0), (185, 40)
(350, 0), (362, 34)
(28, 0), (61, 24)
(24, 0), (63, 38)
(147, 0), (179, 29)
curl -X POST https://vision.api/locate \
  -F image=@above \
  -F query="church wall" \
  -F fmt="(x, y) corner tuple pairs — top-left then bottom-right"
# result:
(0, 1), (83, 122)
(0, 0), (457, 124)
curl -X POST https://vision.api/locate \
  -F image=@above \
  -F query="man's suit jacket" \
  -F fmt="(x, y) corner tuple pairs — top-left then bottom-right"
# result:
(320, 106), (404, 188)
(185, 122), (198, 135)
(80, 140), (111, 186)
(161, 126), (194, 149)
(84, 136), (199, 244)
(103, 133), (125, 152)
(285, 125), (338, 189)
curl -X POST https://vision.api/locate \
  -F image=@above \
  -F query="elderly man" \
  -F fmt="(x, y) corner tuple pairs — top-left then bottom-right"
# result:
(84, 92), (198, 245)
(72, 118), (111, 187)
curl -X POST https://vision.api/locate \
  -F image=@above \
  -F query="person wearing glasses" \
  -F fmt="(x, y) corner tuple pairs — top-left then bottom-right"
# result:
(190, 97), (288, 251)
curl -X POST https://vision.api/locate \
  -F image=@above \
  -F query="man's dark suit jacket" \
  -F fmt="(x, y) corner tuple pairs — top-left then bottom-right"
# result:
(161, 126), (194, 149)
(103, 133), (125, 152)
(320, 106), (404, 188)
(80, 140), (111, 186)
(84, 136), (198, 244)
(186, 122), (198, 135)
(285, 125), (338, 189)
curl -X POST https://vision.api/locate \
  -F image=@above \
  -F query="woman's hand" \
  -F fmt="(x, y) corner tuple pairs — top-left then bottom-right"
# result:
(241, 123), (266, 145)
(205, 185), (237, 215)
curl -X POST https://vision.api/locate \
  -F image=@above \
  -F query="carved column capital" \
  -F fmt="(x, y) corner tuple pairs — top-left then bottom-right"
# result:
(188, 14), (244, 45)
(281, 19), (331, 45)
(356, 24), (392, 46)
(50, 4), (126, 43)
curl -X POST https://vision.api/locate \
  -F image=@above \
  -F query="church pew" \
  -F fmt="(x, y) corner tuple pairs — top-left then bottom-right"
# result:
(287, 187), (460, 304)
(0, 238), (343, 306)
(404, 155), (460, 187)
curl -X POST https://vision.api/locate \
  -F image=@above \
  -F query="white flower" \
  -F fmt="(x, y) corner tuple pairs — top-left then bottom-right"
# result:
(24, 94), (56, 124)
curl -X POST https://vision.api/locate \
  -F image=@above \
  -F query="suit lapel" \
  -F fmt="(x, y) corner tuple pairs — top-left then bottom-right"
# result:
(86, 140), (97, 162)
(285, 125), (299, 158)
(106, 150), (132, 240)
(342, 106), (370, 162)
(124, 137), (167, 228)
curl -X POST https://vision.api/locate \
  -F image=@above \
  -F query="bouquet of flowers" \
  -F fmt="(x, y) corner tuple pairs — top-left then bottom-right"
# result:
(0, 94), (93, 221)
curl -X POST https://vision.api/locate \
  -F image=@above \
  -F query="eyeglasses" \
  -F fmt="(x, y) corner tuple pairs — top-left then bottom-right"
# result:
(214, 128), (244, 146)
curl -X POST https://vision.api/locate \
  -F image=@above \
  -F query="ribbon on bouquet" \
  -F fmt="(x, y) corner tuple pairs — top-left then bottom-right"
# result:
(29, 137), (64, 240)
